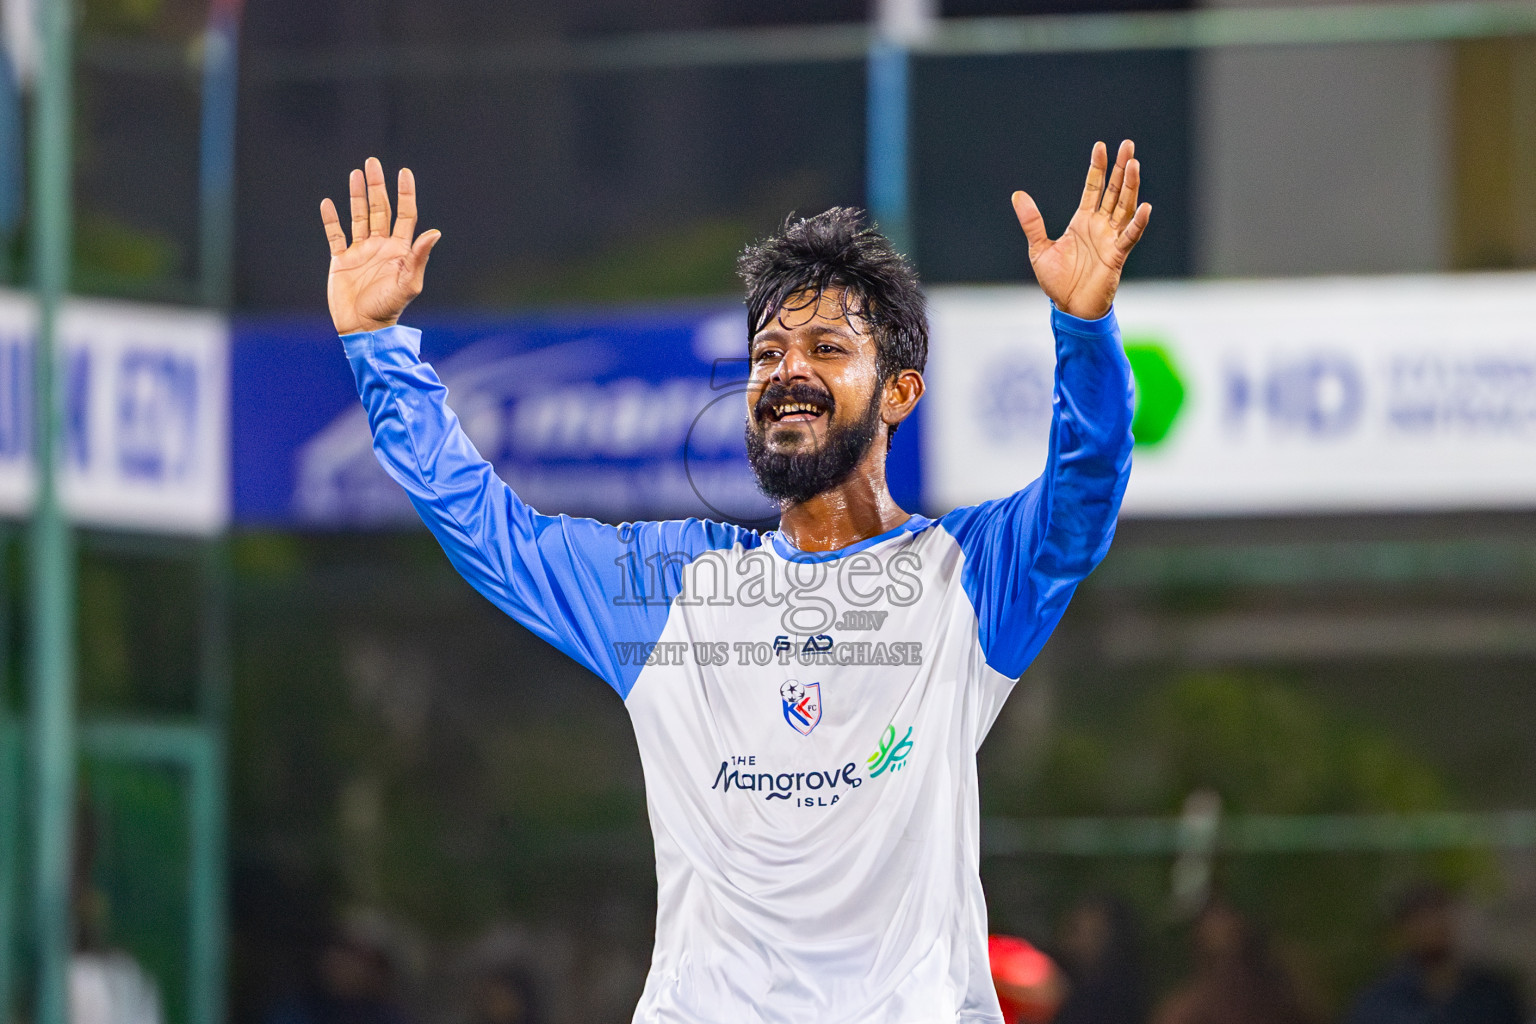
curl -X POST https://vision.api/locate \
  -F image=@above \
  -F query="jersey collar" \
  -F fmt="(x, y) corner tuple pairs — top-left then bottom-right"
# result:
(767, 515), (932, 563)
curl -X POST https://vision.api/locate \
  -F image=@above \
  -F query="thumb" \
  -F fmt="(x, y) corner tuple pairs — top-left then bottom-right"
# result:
(1011, 191), (1051, 258)
(411, 228), (442, 266)
(408, 229), (442, 287)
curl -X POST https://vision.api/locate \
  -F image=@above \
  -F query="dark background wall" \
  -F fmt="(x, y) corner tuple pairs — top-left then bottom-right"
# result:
(227, 0), (1192, 311)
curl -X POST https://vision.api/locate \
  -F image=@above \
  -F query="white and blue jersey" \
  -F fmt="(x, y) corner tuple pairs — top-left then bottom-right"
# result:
(343, 305), (1134, 1024)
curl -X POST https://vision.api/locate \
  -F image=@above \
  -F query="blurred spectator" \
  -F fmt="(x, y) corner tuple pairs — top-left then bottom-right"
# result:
(1151, 900), (1312, 1024)
(1053, 897), (1148, 1024)
(1344, 882), (1524, 1024)
(466, 966), (542, 1024)
(70, 950), (163, 1024)
(71, 799), (164, 1024)
(263, 920), (411, 1024)
(989, 934), (1065, 1024)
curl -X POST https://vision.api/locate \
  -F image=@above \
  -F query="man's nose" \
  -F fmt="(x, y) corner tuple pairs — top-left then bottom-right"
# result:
(771, 345), (812, 384)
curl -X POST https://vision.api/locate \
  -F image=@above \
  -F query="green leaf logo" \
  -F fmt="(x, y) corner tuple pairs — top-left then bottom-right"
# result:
(867, 725), (914, 778)
(1123, 337), (1187, 448)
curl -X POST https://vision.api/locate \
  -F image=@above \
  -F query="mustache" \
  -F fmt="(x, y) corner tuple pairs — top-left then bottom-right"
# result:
(745, 379), (884, 506)
(753, 381), (835, 423)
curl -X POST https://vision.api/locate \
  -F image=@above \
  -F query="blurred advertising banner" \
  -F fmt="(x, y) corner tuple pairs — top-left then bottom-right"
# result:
(231, 307), (924, 527)
(0, 290), (228, 535)
(925, 273), (1536, 516)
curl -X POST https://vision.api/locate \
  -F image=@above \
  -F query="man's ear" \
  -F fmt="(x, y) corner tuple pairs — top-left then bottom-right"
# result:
(882, 369), (925, 429)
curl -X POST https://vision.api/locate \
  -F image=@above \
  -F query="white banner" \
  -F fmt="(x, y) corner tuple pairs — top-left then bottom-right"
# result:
(0, 291), (228, 535)
(925, 273), (1536, 516)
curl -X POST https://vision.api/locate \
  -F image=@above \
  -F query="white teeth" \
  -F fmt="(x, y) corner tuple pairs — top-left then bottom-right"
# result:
(772, 403), (821, 418)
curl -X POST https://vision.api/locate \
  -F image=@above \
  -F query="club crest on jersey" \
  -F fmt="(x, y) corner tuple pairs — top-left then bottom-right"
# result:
(780, 680), (822, 735)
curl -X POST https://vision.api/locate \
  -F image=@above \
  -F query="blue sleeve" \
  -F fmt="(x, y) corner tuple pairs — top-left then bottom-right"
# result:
(342, 324), (758, 698)
(938, 305), (1134, 679)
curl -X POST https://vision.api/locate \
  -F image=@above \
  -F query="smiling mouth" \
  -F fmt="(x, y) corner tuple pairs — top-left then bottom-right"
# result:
(767, 401), (829, 424)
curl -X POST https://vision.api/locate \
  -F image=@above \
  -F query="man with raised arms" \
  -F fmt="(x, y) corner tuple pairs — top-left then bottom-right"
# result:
(319, 140), (1149, 1024)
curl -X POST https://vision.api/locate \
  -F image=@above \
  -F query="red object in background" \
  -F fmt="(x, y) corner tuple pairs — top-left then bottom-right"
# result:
(989, 934), (1064, 1024)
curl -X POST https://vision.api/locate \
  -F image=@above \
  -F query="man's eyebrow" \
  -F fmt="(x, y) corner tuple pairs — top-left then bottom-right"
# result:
(752, 323), (857, 346)
(803, 324), (855, 339)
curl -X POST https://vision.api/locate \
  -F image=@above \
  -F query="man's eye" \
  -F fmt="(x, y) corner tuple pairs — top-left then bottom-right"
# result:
(755, 350), (779, 362)
(816, 344), (841, 354)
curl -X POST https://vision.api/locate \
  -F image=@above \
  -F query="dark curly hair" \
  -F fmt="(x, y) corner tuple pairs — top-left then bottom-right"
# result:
(738, 207), (928, 387)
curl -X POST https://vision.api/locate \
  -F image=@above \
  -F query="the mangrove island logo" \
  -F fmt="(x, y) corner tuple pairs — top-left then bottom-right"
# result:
(867, 725), (914, 778)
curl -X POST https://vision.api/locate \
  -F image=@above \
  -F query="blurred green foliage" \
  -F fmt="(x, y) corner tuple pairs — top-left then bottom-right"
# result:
(81, 0), (207, 38)
(228, 531), (654, 948)
(76, 549), (199, 718)
(83, 0), (164, 36)
(990, 673), (1457, 820)
(982, 671), (1486, 1016)
(72, 213), (183, 299)
(0, 212), (187, 300)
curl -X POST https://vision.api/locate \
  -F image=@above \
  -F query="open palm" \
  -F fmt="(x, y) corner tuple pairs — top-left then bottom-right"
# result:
(1012, 140), (1151, 321)
(320, 158), (442, 336)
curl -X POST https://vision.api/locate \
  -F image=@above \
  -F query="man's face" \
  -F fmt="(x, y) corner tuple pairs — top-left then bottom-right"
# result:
(744, 288), (885, 505)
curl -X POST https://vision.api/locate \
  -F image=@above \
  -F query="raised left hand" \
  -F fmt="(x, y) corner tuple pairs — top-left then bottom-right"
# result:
(1011, 140), (1151, 321)
(320, 158), (442, 336)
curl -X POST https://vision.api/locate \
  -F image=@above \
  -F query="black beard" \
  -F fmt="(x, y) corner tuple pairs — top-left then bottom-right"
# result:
(745, 381), (883, 506)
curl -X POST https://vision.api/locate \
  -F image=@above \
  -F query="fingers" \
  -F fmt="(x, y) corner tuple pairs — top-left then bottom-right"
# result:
(349, 168), (368, 241)
(1076, 141), (1108, 213)
(366, 157), (393, 237)
(320, 198), (347, 255)
(1112, 157), (1141, 229)
(1117, 203), (1152, 253)
(1100, 139), (1133, 217)
(1011, 190), (1051, 256)
(393, 167), (418, 241)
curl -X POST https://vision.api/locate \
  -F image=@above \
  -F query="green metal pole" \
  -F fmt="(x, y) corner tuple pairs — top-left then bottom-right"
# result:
(194, 7), (238, 1003)
(0, 532), (15, 1024)
(190, 541), (230, 1024)
(28, 1), (77, 1024)
(0, 721), (14, 1024)
(197, 7), (240, 309)
(187, 736), (225, 1024)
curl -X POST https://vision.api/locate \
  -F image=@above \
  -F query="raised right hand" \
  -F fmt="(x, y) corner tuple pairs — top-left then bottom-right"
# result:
(320, 157), (442, 335)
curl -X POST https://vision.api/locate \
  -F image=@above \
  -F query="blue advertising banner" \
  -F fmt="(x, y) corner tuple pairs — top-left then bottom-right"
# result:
(233, 303), (923, 528)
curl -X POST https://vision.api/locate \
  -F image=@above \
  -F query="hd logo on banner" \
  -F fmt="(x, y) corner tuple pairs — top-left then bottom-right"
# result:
(925, 273), (1536, 516)
(0, 291), (228, 535)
